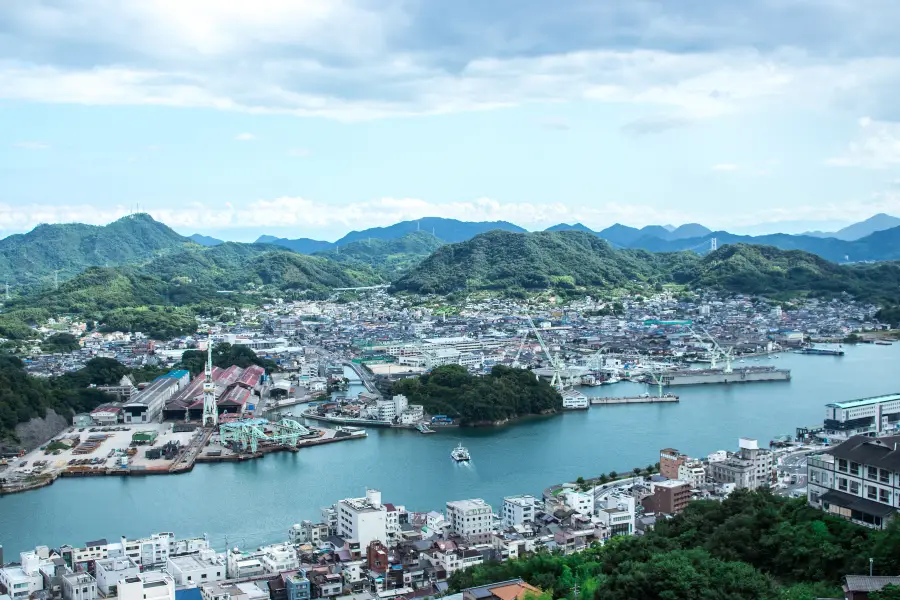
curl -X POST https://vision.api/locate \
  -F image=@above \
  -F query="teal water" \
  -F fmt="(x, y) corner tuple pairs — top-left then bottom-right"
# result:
(1, 344), (898, 555)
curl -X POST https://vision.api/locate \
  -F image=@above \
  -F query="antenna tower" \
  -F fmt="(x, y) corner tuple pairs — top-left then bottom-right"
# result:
(710, 237), (718, 252)
(202, 342), (218, 427)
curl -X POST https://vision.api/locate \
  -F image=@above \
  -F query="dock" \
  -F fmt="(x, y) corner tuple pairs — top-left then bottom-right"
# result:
(590, 395), (679, 405)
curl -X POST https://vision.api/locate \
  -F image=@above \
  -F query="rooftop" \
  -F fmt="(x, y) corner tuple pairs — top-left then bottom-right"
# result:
(826, 435), (900, 470)
(826, 393), (900, 410)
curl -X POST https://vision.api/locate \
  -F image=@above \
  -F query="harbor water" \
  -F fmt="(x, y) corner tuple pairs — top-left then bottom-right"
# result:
(1, 344), (898, 555)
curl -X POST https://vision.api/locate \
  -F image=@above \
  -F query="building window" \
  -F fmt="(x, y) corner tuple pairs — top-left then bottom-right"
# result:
(839, 478), (848, 491)
(838, 459), (848, 473)
(880, 469), (890, 483)
(880, 489), (891, 504)
(851, 481), (860, 495)
(868, 486), (878, 500)
(868, 466), (879, 480)
(850, 462), (860, 475)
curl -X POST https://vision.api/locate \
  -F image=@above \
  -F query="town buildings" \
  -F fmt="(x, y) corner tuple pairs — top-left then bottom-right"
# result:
(641, 480), (692, 515)
(708, 438), (775, 490)
(446, 499), (495, 544)
(336, 490), (388, 550)
(807, 435), (900, 529)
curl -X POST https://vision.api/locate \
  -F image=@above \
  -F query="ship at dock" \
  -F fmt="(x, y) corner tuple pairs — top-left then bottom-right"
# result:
(661, 365), (791, 386)
(795, 345), (845, 356)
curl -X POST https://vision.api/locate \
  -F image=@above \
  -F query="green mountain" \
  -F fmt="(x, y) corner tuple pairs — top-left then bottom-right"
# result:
(691, 244), (900, 303)
(335, 217), (526, 245)
(0, 214), (190, 288)
(188, 233), (224, 246)
(254, 235), (333, 254)
(314, 231), (444, 277)
(390, 230), (700, 294)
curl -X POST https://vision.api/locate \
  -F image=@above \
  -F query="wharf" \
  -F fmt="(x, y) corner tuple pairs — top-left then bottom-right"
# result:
(590, 395), (679, 405)
(300, 410), (393, 428)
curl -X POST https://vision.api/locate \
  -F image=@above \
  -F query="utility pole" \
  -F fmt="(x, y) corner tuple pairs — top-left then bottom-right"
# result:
(54, 270), (59, 291)
(870, 557), (874, 577)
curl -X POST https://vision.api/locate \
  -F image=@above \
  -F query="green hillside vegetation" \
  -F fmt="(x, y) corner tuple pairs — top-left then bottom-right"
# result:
(692, 244), (900, 304)
(178, 342), (276, 375)
(0, 214), (190, 289)
(390, 364), (562, 425)
(449, 489), (897, 599)
(315, 231), (444, 277)
(391, 230), (700, 295)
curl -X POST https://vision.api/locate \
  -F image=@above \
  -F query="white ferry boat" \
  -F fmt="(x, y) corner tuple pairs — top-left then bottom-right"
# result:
(451, 443), (471, 462)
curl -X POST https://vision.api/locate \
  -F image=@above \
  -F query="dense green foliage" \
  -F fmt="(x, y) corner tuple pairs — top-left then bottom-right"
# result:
(391, 231), (700, 295)
(690, 244), (900, 303)
(0, 213), (190, 289)
(449, 489), (890, 599)
(177, 343), (276, 375)
(390, 364), (562, 424)
(41, 333), (80, 353)
(315, 231), (444, 277)
(0, 357), (134, 444)
(335, 216), (526, 246)
(877, 305), (900, 328)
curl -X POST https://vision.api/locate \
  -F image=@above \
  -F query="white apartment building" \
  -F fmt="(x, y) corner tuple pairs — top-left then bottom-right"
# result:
(336, 489), (388, 549)
(399, 405), (425, 425)
(166, 550), (225, 587)
(225, 550), (264, 580)
(289, 521), (329, 546)
(121, 533), (210, 569)
(824, 394), (900, 438)
(118, 573), (175, 600)
(560, 491), (594, 517)
(597, 494), (636, 538)
(0, 552), (44, 600)
(258, 543), (299, 574)
(808, 434), (900, 530)
(446, 498), (495, 543)
(678, 461), (707, 487)
(95, 557), (140, 597)
(708, 438), (775, 490)
(61, 572), (96, 600)
(420, 547), (484, 577)
(502, 495), (538, 528)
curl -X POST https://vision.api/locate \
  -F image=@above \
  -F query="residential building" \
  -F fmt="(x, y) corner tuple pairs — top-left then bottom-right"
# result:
(446, 498), (495, 544)
(258, 544), (299, 575)
(708, 438), (775, 490)
(61, 572), (96, 600)
(288, 522), (328, 547)
(336, 489), (388, 549)
(225, 550), (264, 580)
(61, 539), (112, 568)
(807, 434), (900, 529)
(843, 575), (900, 600)
(95, 557), (140, 597)
(166, 550), (224, 587)
(462, 579), (542, 600)
(559, 491), (594, 517)
(659, 448), (687, 479)
(642, 480), (692, 515)
(284, 571), (311, 600)
(0, 552), (44, 600)
(824, 394), (900, 438)
(502, 495), (538, 528)
(677, 461), (707, 487)
(118, 573), (175, 600)
(201, 583), (268, 600)
(597, 493), (636, 538)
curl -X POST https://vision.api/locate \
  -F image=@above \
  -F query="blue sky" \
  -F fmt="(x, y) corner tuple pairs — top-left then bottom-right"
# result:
(2, 0), (900, 242)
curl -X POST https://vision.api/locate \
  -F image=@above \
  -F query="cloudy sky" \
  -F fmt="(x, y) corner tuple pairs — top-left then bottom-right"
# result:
(2, 0), (900, 241)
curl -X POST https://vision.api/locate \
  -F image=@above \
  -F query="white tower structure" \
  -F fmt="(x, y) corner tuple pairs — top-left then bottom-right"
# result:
(202, 343), (217, 427)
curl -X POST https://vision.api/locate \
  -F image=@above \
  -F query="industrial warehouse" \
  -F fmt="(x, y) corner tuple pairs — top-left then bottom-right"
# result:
(163, 364), (266, 421)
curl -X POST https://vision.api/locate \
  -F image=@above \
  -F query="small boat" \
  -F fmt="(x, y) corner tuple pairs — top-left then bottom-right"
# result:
(451, 443), (471, 462)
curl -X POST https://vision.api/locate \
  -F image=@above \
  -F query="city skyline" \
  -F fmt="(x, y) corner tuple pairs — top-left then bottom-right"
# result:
(2, 1), (900, 240)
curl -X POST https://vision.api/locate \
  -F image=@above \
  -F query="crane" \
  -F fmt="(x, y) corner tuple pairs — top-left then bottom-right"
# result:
(690, 325), (733, 373)
(202, 343), (218, 427)
(525, 316), (566, 392)
(511, 332), (529, 369)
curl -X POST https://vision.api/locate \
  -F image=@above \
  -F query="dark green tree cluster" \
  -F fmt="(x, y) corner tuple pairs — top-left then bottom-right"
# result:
(177, 342), (276, 376)
(391, 364), (562, 424)
(448, 489), (900, 599)
(41, 332), (81, 353)
(314, 231), (444, 278)
(0, 357), (136, 443)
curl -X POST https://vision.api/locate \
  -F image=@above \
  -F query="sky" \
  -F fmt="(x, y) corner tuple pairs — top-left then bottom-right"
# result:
(2, 0), (900, 242)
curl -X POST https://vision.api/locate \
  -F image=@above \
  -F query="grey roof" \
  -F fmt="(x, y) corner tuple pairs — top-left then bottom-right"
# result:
(820, 490), (897, 518)
(844, 575), (900, 592)
(827, 435), (900, 471)
(85, 539), (108, 548)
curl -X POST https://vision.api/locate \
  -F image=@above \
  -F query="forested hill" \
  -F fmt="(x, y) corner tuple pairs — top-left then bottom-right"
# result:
(390, 230), (900, 304)
(314, 231), (444, 277)
(0, 213), (190, 288)
(390, 230), (701, 294)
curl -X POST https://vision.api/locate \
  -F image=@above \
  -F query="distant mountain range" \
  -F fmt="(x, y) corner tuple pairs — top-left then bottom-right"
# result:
(804, 213), (900, 241)
(188, 233), (223, 246)
(254, 235), (333, 254)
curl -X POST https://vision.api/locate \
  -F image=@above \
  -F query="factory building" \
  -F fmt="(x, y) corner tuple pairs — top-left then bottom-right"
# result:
(123, 378), (183, 424)
(164, 365), (265, 421)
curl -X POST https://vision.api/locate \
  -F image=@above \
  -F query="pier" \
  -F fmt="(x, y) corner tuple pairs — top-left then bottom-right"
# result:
(590, 395), (679, 405)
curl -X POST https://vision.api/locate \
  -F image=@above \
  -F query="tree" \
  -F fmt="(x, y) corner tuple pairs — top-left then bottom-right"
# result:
(872, 585), (900, 600)
(633, 467), (642, 476)
(609, 470), (618, 479)
(576, 476), (585, 485)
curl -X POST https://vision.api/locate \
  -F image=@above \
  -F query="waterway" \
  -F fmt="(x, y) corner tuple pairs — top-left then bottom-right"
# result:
(1, 344), (898, 555)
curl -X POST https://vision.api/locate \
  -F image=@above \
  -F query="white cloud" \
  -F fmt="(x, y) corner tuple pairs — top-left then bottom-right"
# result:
(827, 118), (900, 168)
(234, 132), (255, 141)
(1, 192), (899, 239)
(12, 141), (49, 149)
(712, 163), (738, 171)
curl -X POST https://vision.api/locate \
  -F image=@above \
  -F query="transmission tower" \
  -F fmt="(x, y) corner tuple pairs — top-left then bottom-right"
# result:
(710, 237), (718, 251)
(202, 343), (218, 427)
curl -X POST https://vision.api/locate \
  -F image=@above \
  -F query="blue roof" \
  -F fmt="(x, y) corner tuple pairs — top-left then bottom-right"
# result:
(176, 589), (202, 600)
(157, 370), (190, 381)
